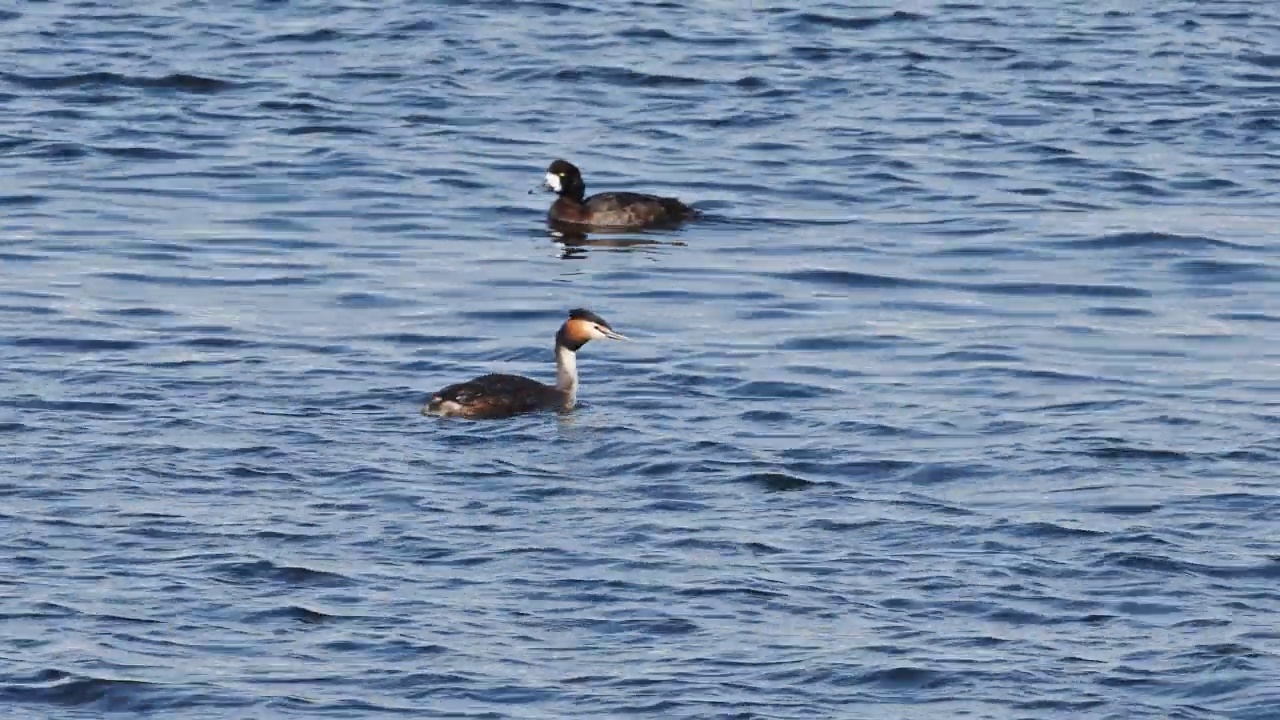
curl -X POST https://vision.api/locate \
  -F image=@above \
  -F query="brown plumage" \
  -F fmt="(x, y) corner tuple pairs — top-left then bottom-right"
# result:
(425, 373), (561, 420)
(422, 309), (627, 420)
(538, 159), (699, 230)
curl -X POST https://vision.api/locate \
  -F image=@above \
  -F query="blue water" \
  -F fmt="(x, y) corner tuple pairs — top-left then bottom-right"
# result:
(3, 1), (1280, 717)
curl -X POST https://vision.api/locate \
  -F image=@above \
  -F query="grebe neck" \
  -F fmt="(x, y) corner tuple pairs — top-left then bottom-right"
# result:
(555, 342), (578, 405)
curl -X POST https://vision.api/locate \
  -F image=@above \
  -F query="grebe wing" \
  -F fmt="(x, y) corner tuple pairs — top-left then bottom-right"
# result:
(433, 373), (554, 417)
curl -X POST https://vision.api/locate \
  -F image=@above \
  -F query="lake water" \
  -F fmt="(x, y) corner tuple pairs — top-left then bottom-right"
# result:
(2, 1), (1279, 718)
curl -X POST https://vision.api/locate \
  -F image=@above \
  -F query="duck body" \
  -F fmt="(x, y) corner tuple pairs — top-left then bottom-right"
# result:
(549, 191), (697, 230)
(539, 159), (698, 230)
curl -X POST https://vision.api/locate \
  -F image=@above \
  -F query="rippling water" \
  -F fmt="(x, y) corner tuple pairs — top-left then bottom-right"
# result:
(3, 1), (1280, 717)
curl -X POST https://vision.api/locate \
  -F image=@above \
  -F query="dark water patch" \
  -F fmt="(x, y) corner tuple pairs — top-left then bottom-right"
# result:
(0, 303), (59, 316)
(335, 292), (414, 309)
(1241, 53), (1280, 69)
(209, 559), (355, 588)
(265, 28), (347, 43)
(1087, 305), (1154, 317)
(735, 472), (816, 492)
(373, 330), (468, 345)
(0, 193), (46, 206)
(99, 307), (177, 318)
(790, 10), (926, 31)
(0, 251), (49, 262)
(1, 397), (134, 413)
(1174, 259), (1277, 284)
(1083, 442), (1191, 462)
(176, 335), (256, 348)
(11, 337), (142, 352)
(0, 71), (235, 94)
(0, 671), (215, 712)
(966, 280), (1151, 298)
(999, 521), (1105, 539)
(244, 605), (351, 624)
(258, 99), (326, 114)
(1214, 312), (1280, 324)
(1044, 232), (1246, 251)
(282, 124), (371, 136)
(726, 380), (838, 400)
(96, 272), (317, 287)
(896, 462), (992, 485)
(738, 409), (795, 423)
(780, 334), (905, 351)
(554, 66), (705, 88)
(931, 349), (1022, 363)
(96, 146), (197, 161)
(773, 269), (934, 289)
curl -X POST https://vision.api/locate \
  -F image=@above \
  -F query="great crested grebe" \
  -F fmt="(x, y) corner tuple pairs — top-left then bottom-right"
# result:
(422, 308), (627, 419)
(535, 159), (699, 230)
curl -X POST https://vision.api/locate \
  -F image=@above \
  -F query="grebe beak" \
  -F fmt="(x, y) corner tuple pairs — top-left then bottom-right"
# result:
(602, 328), (628, 341)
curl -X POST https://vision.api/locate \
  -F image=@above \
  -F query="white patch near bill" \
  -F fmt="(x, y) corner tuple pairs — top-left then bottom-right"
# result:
(428, 400), (464, 417)
(544, 172), (561, 192)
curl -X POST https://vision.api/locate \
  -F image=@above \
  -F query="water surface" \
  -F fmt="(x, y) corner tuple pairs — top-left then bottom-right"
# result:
(2, 1), (1280, 718)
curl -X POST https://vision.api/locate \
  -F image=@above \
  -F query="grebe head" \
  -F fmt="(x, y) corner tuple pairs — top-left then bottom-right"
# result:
(556, 308), (627, 351)
(539, 159), (586, 199)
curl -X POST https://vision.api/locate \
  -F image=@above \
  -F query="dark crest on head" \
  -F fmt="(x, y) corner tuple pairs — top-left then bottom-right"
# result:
(547, 159), (580, 177)
(568, 307), (611, 329)
(556, 307), (610, 351)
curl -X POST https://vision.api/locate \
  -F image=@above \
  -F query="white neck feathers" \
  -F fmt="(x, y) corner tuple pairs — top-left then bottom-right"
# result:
(555, 343), (578, 406)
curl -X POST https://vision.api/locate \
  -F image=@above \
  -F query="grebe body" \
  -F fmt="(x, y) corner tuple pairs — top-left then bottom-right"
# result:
(423, 309), (626, 419)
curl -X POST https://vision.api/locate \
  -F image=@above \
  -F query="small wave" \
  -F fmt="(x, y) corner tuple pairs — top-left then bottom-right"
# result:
(178, 336), (253, 348)
(727, 380), (838, 400)
(335, 292), (414, 309)
(1086, 305), (1154, 317)
(0, 71), (235, 93)
(96, 146), (197, 160)
(0, 193), (46, 206)
(968, 280), (1150, 298)
(265, 28), (346, 43)
(100, 307), (175, 317)
(790, 10), (927, 30)
(210, 559), (355, 588)
(735, 472), (817, 491)
(96, 271), (316, 287)
(12, 337), (142, 351)
(371, 332), (470, 346)
(1174, 259), (1278, 284)
(1084, 443), (1190, 462)
(1046, 232), (1246, 251)
(282, 124), (370, 136)
(774, 269), (933, 289)
(258, 99), (325, 113)
(244, 605), (349, 624)
(1240, 52), (1280, 69)
(2, 397), (133, 413)
(554, 66), (705, 88)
